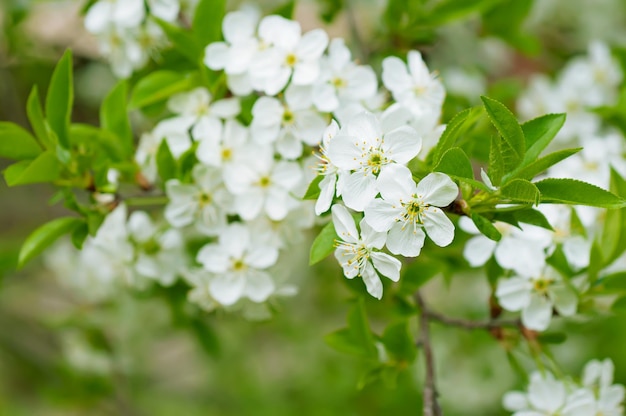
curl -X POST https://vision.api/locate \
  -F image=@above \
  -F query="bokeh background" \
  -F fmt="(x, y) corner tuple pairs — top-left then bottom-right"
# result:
(2, 0), (626, 414)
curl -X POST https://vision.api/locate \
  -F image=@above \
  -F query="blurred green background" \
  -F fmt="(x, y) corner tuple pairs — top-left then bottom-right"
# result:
(2, 0), (626, 415)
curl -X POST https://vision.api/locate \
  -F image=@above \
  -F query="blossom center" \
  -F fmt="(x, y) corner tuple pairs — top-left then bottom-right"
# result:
(282, 109), (295, 125)
(221, 147), (232, 161)
(365, 149), (387, 174)
(332, 77), (346, 88)
(259, 176), (271, 188)
(199, 192), (212, 206)
(285, 53), (298, 67)
(336, 240), (370, 274)
(232, 258), (247, 271)
(533, 277), (554, 294)
(143, 238), (161, 255)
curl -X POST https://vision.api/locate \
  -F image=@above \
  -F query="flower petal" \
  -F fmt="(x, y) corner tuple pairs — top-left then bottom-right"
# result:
(417, 172), (458, 207)
(209, 273), (245, 305)
(423, 206), (455, 247)
(522, 293), (553, 331)
(331, 204), (359, 243)
(386, 222), (425, 257)
(370, 252), (401, 282)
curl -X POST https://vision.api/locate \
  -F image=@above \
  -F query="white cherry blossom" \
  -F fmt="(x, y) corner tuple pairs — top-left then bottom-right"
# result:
(196, 223), (278, 305)
(382, 50), (445, 116)
(250, 15), (329, 95)
(164, 164), (232, 234)
(332, 204), (401, 299)
(326, 111), (422, 211)
(364, 165), (458, 257)
(496, 266), (577, 331)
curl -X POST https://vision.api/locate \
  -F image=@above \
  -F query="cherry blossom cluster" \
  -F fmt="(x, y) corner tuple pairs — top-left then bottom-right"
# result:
(503, 358), (624, 415)
(84, 0), (198, 77)
(464, 42), (626, 331)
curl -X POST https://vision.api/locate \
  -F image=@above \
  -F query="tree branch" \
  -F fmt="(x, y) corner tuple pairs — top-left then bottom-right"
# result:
(415, 291), (443, 416)
(423, 308), (521, 331)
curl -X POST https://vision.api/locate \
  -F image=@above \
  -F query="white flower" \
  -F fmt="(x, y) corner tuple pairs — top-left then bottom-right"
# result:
(313, 120), (348, 215)
(459, 217), (552, 277)
(332, 204), (401, 299)
(196, 223), (278, 305)
(164, 164), (232, 234)
(250, 87), (327, 159)
(168, 87), (240, 140)
(582, 359), (625, 415)
(204, 8), (261, 96)
(312, 38), (378, 113)
(326, 111), (422, 211)
(382, 50), (445, 116)
(496, 266), (577, 331)
(127, 211), (185, 287)
(147, 0), (179, 22)
(225, 147), (303, 221)
(364, 165), (458, 257)
(196, 118), (251, 180)
(250, 15), (329, 95)
(85, 0), (145, 34)
(503, 372), (593, 415)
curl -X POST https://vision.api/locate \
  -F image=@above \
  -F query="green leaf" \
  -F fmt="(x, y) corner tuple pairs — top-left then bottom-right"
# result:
(398, 258), (445, 294)
(611, 296), (626, 314)
(192, 0), (226, 46)
(309, 221), (337, 265)
(535, 178), (626, 208)
(488, 135), (504, 186)
(0, 122), (42, 160)
(511, 208), (553, 230)
(381, 320), (417, 363)
(599, 168), (626, 263)
(303, 175), (324, 201)
(325, 299), (378, 359)
(431, 106), (483, 165)
(508, 148), (581, 181)
(272, 0), (296, 18)
(587, 241), (604, 284)
(71, 222), (89, 250)
(18, 217), (83, 267)
(481, 96), (525, 173)
(482, 0), (538, 54)
(471, 213), (502, 241)
(427, 0), (502, 25)
(522, 113), (566, 162)
(100, 80), (133, 157)
(537, 332), (567, 344)
(601, 272), (626, 292)
(156, 140), (177, 182)
(45, 49), (74, 148)
(500, 179), (540, 204)
(156, 18), (202, 63)
(129, 71), (197, 109)
(26, 86), (53, 148)
(433, 147), (474, 179)
(4, 151), (61, 186)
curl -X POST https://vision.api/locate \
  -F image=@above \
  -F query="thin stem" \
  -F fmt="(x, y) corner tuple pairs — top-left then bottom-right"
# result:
(415, 291), (443, 416)
(424, 308), (521, 331)
(124, 195), (169, 207)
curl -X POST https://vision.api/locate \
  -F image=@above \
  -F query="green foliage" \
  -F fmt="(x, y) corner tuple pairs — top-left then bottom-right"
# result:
(156, 18), (203, 63)
(535, 178), (626, 208)
(26, 86), (53, 149)
(18, 217), (84, 268)
(303, 175), (324, 201)
(431, 106), (483, 165)
(380, 320), (417, 363)
(507, 148), (582, 181)
(272, 0), (297, 18)
(500, 179), (540, 204)
(45, 49), (73, 149)
(100, 81), (133, 158)
(129, 71), (198, 110)
(471, 213), (502, 241)
(325, 298), (378, 359)
(309, 221), (337, 265)
(599, 169), (626, 264)
(4, 151), (61, 186)
(482, 0), (539, 54)
(156, 140), (178, 182)
(317, 0), (344, 22)
(521, 113), (567, 162)
(192, 0), (226, 46)
(0, 122), (42, 160)
(482, 96), (525, 178)
(433, 147), (474, 179)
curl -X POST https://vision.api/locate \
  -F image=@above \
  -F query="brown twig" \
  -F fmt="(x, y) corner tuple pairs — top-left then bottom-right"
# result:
(415, 291), (443, 416)
(424, 308), (521, 331)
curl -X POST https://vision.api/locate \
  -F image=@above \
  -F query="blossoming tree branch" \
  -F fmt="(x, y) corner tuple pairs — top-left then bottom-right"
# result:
(1, 0), (626, 414)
